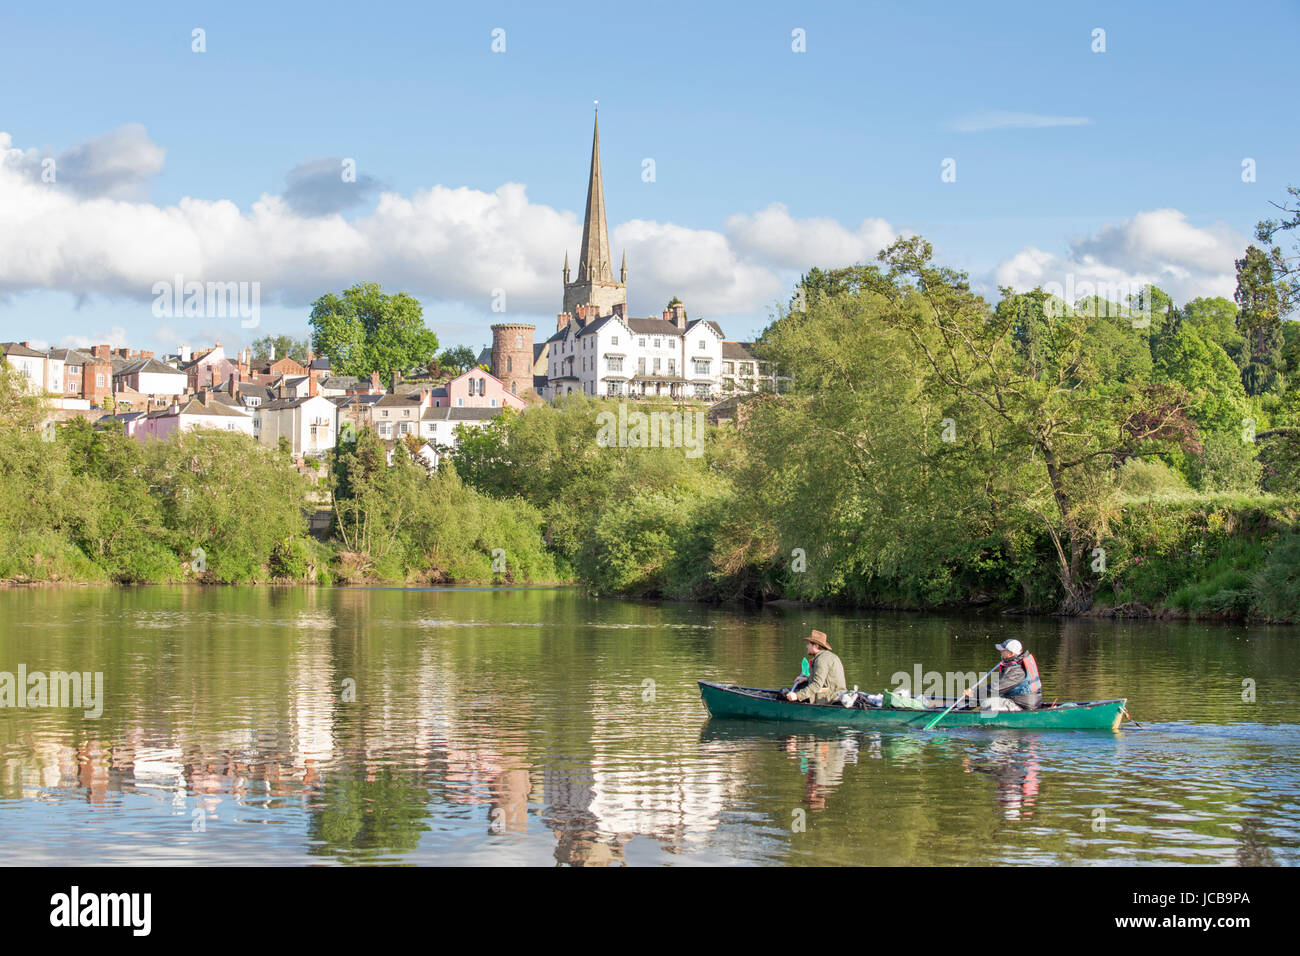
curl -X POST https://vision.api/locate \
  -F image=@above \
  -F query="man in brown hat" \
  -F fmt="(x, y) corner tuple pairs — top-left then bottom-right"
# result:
(786, 630), (847, 703)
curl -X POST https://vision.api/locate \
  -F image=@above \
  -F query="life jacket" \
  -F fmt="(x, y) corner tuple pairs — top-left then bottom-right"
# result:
(999, 653), (1041, 698)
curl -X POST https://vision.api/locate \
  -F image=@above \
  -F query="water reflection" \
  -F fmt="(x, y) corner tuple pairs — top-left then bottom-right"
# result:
(0, 585), (1296, 866)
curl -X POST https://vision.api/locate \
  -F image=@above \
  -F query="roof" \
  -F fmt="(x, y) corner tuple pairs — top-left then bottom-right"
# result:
(2, 342), (48, 358)
(722, 341), (758, 361)
(47, 348), (95, 364)
(533, 375), (548, 392)
(687, 318), (725, 338)
(320, 375), (363, 389)
(626, 318), (683, 337)
(115, 357), (187, 377)
(261, 396), (333, 411)
(179, 399), (250, 418)
(309, 358), (330, 371)
(422, 406), (504, 422)
(533, 343), (546, 363)
(475, 348), (491, 366)
(575, 314), (618, 338)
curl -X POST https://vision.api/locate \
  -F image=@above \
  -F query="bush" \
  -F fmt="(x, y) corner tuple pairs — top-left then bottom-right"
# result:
(1253, 533), (1300, 622)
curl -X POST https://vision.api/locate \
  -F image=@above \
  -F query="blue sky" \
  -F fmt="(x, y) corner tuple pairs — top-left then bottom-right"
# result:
(1, 0), (1295, 356)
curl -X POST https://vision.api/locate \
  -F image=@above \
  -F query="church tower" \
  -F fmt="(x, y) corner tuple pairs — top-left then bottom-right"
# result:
(563, 111), (627, 322)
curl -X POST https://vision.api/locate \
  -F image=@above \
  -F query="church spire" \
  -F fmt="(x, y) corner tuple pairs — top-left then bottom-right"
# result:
(577, 110), (613, 283)
(563, 250), (570, 284)
(620, 249), (626, 283)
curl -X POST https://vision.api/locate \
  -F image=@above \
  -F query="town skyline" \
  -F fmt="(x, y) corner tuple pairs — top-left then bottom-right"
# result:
(2, 1), (1295, 358)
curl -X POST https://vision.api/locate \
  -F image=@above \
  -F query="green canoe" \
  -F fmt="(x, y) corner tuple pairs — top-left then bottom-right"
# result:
(698, 681), (1128, 732)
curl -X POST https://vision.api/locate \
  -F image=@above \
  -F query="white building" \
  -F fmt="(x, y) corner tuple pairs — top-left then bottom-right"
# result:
(534, 117), (777, 403)
(255, 393), (339, 457)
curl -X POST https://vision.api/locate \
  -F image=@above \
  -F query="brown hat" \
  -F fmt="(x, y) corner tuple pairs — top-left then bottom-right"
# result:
(805, 629), (831, 650)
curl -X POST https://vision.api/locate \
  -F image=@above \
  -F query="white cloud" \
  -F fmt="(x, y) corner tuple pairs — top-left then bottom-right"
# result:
(57, 325), (130, 350)
(724, 203), (895, 271)
(949, 110), (1093, 133)
(1, 126), (896, 326)
(994, 209), (1248, 304)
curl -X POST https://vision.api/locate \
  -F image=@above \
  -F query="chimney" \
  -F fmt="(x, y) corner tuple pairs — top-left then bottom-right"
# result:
(309, 374), (318, 398)
(391, 369), (401, 391)
(179, 344), (192, 363)
(199, 388), (210, 407)
(228, 372), (239, 403)
(94, 344), (110, 359)
(278, 380), (288, 400)
(142, 350), (154, 359)
(419, 387), (431, 410)
(672, 303), (686, 329)
(370, 371), (380, 393)
(210, 366), (220, 387)
(269, 344), (276, 362)
(557, 312), (571, 331)
(663, 309), (672, 323)
(19, 341), (29, 348)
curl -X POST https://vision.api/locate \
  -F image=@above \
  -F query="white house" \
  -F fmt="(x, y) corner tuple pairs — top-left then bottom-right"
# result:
(255, 393), (339, 457)
(133, 395), (256, 441)
(545, 305), (726, 401)
(113, 356), (187, 398)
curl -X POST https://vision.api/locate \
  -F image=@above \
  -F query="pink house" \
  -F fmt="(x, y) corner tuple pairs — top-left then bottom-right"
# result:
(438, 369), (525, 411)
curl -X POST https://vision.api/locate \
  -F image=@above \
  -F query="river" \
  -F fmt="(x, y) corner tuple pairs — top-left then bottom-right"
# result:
(0, 586), (1295, 865)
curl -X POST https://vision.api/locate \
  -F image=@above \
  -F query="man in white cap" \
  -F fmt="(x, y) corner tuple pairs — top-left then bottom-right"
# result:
(963, 639), (1042, 712)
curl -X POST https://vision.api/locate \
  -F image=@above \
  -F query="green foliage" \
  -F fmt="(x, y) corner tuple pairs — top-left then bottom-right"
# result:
(249, 333), (309, 364)
(1253, 533), (1300, 622)
(1188, 432), (1262, 493)
(309, 282), (439, 380)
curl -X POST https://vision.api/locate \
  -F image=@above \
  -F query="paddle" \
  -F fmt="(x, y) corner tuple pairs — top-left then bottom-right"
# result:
(923, 665), (1000, 730)
(781, 658), (811, 700)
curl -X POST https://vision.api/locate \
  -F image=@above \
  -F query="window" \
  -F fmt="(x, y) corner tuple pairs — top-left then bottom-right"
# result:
(490, 398), (497, 407)
(97, 373), (105, 387)
(653, 357), (661, 372)
(694, 359), (710, 375)
(382, 409), (389, 417)
(457, 398), (464, 407)
(667, 358), (676, 374)
(400, 422), (411, 434)
(722, 362), (734, 374)
(379, 423), (392, 437)
(479, 377), (486, 394)
(507, 357), (512, 372)
(515, 335), (522, 348)
(611, 336), (618, 346)
(607, 356), (623, 372)
(638, 357), (646, 374)
(653, 338), (661, 348)
(698, 340), (706, 350)
(638, 337), (646, 347)
(607, 381), (620, 397)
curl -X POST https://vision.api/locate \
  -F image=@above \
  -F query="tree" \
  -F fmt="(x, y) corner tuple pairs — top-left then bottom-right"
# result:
(666, 296), (687, 319)
(1255, 183), (1300, 313)
(871, 237), (1200, 613)
(309, 283), (438, 380)
(1234, 246), (1287, 395)
(0, 362), (43, 430)
(1152, 326), (1247, 434)
(249, 334), (309, 364)
(437, 346), (477, 375)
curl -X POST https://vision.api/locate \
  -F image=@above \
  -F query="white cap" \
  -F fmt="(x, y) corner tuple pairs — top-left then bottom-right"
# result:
(995, 639), (1023, 655)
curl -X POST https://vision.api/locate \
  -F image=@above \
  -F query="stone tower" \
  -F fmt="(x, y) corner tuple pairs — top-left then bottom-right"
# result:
(563, 111), (626, 321)
(491, 323), (536, 395)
